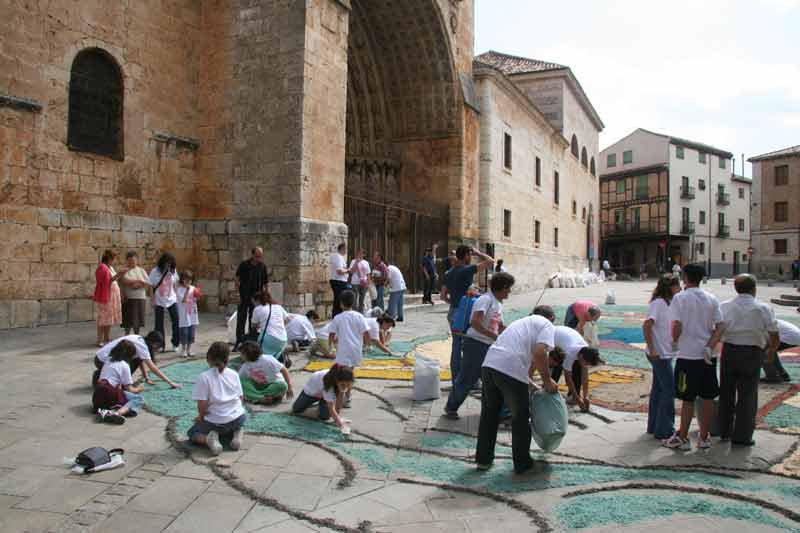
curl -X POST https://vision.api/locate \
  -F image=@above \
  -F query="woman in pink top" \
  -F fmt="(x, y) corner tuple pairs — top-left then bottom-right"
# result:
(94, 250), (127, 347)
(564, 300), (601, 335)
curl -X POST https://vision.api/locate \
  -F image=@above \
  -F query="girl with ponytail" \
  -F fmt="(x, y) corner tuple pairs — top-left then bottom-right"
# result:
(292, 364), (355, 428)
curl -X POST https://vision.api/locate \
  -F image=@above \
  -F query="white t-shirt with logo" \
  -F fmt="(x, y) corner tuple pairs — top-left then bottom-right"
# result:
(303, 369), (338, 403)
(646, 298), (675, 359)
(238, 355), (285, 384)
(96, 335), (152, 364)
(286, 314), (317, 342)
(778, 319), (800, 346)
(329, 310), (369, 367)
(99, 360), (133, 387)
(252, 304), (288, 341)
(669, 287), (722, 360)
(191, 367), (245, 424)
(387, 265), (406, 292)
(553, 325), (588, 370)
(466, 293), (503, 345)
(329, 253), (348, 282)
(176, 286), (200, 328)
(148, 267), (177, 308)
(482, 315), (556, 384)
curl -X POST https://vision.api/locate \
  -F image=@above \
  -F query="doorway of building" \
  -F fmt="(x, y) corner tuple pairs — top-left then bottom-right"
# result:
(733, 251), (740, 275)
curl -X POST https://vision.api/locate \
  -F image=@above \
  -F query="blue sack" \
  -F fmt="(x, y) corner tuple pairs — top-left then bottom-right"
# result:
(452, 295), (478, 334)
(530, 390), (568, 452)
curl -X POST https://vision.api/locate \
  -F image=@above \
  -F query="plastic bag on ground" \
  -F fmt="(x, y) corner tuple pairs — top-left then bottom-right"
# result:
(530, 389), (568, 452)
(227, 312), (237, 344)
(413, 355), (441, 401)
(605, 289), (616, 305)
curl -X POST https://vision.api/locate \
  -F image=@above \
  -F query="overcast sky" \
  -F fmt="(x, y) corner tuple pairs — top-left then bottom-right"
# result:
(474, 0), (800, 177)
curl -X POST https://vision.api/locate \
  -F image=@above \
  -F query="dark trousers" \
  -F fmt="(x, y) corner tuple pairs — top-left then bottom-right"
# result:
(154, 304), (179, 349)
(551, 360), (582, 395)
(423, 277), (434, 303)
(762, 342), (793, 381)
(330, 280), (349, 317)
(476, 367), (532, 473)
(236, 300), (255, 345)
(564, 304), (579, 329)
(718, 343), (762, 443)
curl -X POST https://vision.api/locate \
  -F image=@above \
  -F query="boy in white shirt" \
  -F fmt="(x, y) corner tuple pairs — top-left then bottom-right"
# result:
(287, 310), (319, 352)
(188, 342), (247, 456)
(551, 325), (603, 412)
(328, 290), (370, 406)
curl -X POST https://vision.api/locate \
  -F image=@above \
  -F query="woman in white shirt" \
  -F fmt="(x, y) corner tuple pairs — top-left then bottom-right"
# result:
(642, 274), (681, 440)
(148, 253), (180, 352)
(251, 291), (291, 364)
(386, 264), (407, 322)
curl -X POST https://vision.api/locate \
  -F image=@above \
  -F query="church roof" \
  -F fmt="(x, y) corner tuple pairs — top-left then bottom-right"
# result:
(474, 50), (567, 75)
(748, 144), (800, 162)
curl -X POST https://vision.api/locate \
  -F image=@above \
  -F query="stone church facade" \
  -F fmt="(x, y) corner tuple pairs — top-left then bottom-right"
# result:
(0, 0), (600, 328)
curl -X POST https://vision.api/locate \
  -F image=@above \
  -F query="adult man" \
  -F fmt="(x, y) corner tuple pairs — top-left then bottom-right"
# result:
(763, 319), (799, 382)
(476, 314), (556, 474)
(92, 332), (181, 389)
(564, 300), (602, 336)
(234, 248), (268, 349)
(602, 258), (611, 277)
(371, 252), (389, 310)
(551, 325), (603, 412)
(664, 263), (725, 451)
(329, 243), (350, 317)
(441, 245), (495, 379)
(718, 275), (779, 446)
(421, 247), (437, 305)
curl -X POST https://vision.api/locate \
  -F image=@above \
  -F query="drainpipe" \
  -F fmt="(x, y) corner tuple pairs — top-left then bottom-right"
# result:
(707, 154), (713, 277)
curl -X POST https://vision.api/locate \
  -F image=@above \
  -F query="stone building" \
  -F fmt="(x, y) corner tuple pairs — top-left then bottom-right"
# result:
(749, 145), (800, 275)
(0, 0), (600, 328)
(599, 129), (751, 277)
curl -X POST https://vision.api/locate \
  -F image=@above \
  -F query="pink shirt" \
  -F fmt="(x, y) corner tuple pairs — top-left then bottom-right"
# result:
(573, 300), (594, 321)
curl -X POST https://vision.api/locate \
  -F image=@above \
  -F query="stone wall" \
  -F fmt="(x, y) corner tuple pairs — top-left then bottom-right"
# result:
(751, 156), (800, 274)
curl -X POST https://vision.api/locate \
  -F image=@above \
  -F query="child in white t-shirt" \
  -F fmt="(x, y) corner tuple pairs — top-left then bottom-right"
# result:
(312, 322), (335, 359)
(176, 270), (202, 358)
(287, 310), (320, 352)
(329, 289), (370, 368)
(92, 340), (145, 425)
(238, 341), (294, 405)
(188, 342), (247, 456)
(292, 365), (355, 428)
(364, 313), (396, 355)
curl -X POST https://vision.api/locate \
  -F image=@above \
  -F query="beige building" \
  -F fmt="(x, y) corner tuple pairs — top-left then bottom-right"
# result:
(473, 52), (603, 291)
(749, 145), (800, 275)
(599, 129), (751, 277)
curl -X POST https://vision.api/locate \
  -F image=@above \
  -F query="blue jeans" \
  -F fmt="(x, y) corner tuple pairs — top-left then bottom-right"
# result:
(447, 306), (462, 379)
(446, 337), (490, 412)
(388, 290), (404, 321)
(188, 413), (247, 446)
(179, 325), (196, 345)
(123, 390), (143, 414)
(292, 391), (331, 420)
(564, 304), (578, 329)
(647, 357), (675, 439)
(373, 285), (385, 310)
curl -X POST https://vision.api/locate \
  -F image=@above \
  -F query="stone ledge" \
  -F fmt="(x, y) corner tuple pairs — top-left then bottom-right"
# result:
(0, 93), (43, 113)
(151, 131), (200, 151)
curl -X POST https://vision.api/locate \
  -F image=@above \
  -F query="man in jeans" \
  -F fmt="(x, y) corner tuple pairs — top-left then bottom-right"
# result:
(476, 314), (556, 474)
(718, 274), (779, 446)
(421, 247), (437, 305)
(444, 272), (514, 419)
(235, 247), (268, 349)
(441, 245), (495, 380)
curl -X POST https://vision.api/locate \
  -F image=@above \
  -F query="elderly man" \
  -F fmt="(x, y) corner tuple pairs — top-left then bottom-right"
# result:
(718, 275), (779, 446)
(564, 300), (602, 336)
(235, 247), (268, 349)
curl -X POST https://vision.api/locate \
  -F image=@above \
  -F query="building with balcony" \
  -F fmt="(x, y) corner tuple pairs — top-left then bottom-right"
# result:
(599, 129), (751, 277)
(749, 145), (800, 275)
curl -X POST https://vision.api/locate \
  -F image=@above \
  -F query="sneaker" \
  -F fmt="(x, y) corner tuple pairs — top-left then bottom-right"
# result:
(697, 436), (713, 449)
(176, 346), (186, 357)
(662, 433), (690, 451)
(97, 409), (126, 425)
(230, 429), (243, 451)
(206, 430), (223, 456)
(343, 398), (352, 409)
(443, 409), (460, 420)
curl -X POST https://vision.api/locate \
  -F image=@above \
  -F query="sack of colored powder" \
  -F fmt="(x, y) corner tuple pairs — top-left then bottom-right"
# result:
(530, 390), (568, 452)
(413, 355), (441, 401)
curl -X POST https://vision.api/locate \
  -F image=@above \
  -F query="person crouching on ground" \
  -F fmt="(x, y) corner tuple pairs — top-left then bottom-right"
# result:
(292, 365), (355, 429)
(763, 319), (800, 383)
(364, 313), (396, 355)
(311, 320), (335, 359)
(188, 342), (247, 456)
(286, 310), (319, 353)
(476, 314), (556, 475)
(551, 325), (603, 412)
(93, 340), (145, 425)
(643, 274), (681, 440)
(329, 289), (370, 407)
(238, 341), (294, 405)
(445, 272), (514, 420)
(564, 300), (602, 337)
(93, 332), (181, 389)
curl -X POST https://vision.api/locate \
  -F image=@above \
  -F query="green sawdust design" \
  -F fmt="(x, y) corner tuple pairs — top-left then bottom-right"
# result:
(556, 492), (800, 531)
(764, 403), (800, 430)
(598, 348), (651, 369)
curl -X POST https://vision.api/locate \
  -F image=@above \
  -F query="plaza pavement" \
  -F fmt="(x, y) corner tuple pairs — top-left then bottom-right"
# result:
(0, 279), (799, 532)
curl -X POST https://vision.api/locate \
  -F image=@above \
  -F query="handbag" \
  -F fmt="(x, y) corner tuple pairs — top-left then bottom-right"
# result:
(244, 305), (272, 344)
(75, 447), (124, 471)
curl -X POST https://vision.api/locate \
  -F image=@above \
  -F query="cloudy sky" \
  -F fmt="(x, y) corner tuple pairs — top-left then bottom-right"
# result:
(475, 0), (800, 176)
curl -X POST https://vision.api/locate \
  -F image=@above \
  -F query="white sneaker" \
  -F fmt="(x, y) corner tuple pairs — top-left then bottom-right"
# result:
(230, 429), (243, 451)
(697, 436), (713, 450)
(662, 433), (691, 451)
(206, 430), (222, 456)
(176, 346), (185, 357)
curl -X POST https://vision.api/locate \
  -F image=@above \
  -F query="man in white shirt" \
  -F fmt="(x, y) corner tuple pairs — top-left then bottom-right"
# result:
(329, 243), (350, 317)
(551, 326), (602, 412)
(763, 319), (799, 382)
(664, 263), (726, 451)
(718, 275), (779, 446)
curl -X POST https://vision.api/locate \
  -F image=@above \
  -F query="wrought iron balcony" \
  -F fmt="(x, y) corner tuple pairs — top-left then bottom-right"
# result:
(717, 224), (730, 237)
(717, 192), (730, 206)
(680, 185), (696, 199)
(681, 221), (695, 234)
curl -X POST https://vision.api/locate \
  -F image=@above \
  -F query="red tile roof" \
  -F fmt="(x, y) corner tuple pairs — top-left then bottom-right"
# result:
(748, 145), (800, 162)
(474, 50), (567, 75)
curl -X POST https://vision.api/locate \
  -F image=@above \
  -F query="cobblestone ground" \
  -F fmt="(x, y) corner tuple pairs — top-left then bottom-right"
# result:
(1, 280), (799, 532)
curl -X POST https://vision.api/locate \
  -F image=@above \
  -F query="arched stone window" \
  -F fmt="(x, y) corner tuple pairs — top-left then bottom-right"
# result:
(581, 146), (588, 168)
(68, 48), (124, 159)
(570, 134), (579, 158)
(590, 157), (596, 176)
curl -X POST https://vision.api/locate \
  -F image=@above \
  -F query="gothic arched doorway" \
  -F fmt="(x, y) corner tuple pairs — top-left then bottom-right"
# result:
(345, 0), (462, 291)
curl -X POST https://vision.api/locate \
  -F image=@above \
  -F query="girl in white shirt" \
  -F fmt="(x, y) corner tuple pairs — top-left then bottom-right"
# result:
(188, 342), (247, 456)
(251, 291), (291, 364)
(238, 341), (294, 405)
(92, 340), (145, 425)
(642, 274), (681, 440)
(176, 271), (202, 358)
(364, 314), (396, 355)
(292, 365), (354, 428)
